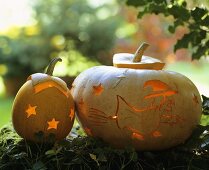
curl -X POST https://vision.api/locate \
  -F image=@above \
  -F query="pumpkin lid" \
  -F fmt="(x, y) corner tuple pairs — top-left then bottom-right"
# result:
(27, 57), (69, 96)
(113, 43), (165, 70)
(28, 73), (68, 92)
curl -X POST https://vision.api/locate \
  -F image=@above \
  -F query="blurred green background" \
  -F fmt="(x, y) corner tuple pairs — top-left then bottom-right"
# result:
(0, 0), (209, 128)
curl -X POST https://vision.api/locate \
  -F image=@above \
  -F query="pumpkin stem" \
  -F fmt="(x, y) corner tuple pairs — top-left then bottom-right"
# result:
(46, 57), (62, 76)
(133, 42), (149, 62)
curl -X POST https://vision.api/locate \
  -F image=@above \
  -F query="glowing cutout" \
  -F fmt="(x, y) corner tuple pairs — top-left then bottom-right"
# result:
(132, 132), (144, 141)
(143, 80), (170, 91)
(93, 83), (104, 96)
(160, 114), (185, 126)
(34, 81), (68, 97)
(26, 104), (37, 118)
(86, 79), (179, 139)
(69, 108), (74, 120)
(152, 131), (162, 138)
(88, 94), (179, 130)
(112, 116), (118, 120)
(47, 118), (59, 130)
(143, 80), (177, 103)
(144, 90), (177, 100)
(88, 109), (108, 126)
(124, 126), (145, 140)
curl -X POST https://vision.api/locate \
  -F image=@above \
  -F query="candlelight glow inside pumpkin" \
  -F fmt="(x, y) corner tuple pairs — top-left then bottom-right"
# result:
(71, 43), (202, 151)
(12, 58), (75, 142)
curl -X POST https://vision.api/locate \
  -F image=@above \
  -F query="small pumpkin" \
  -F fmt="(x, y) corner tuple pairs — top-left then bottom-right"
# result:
(71, 43), (202, 151)
(12, 58), (75, 142)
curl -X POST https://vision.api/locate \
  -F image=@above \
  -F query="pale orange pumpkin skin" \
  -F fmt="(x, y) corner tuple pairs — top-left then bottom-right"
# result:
(12, 59), (75, 142)
(72, 65), (202, 150)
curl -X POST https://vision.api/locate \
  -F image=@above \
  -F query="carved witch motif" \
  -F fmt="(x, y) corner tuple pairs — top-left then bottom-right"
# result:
(72, 43), (202, 150)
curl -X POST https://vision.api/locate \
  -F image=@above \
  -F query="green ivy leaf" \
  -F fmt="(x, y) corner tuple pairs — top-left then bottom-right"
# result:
(168, 25), (175, 33)
(168, 5), (190, 21)
(202, 95), (209, 115)
(147, 3), (168, 15)
(174, 33), (191, 51)
(192, 40), (209, 60)
(191, 7), (208, 23)
(126, 0), (147, 6)
(201, 15), (209, 26)
(137, 8), (149, 19)
(182, 1), (187, 7)
(168, 19), (184, 33)
(126, 0), (209, 60)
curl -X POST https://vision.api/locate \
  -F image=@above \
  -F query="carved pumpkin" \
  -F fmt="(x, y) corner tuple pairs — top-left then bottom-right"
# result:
(71, 43), (202, 151)
(12, 58), (75, 142)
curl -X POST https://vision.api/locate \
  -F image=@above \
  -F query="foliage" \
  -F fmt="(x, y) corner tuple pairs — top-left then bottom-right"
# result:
(33, 0), (120, 64)
(0, 33), (52, 77)
(0, 125), (139, 170)
(202, 95), (209, 115)
(126, 0), (209, 60)
(201, 95), (209, 126)
(1, 110), (209, 169)
(0, 96), (209, 169)
(0, 97), (13, 128)
(0, 0), (121, 78)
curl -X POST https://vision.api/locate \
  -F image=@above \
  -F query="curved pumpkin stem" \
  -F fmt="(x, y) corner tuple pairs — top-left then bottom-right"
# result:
(46, 57), (62, 76)
(133, 42), (149, 62)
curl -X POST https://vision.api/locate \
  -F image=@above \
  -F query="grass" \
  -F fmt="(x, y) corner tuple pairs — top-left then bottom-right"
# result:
(0, 77), (13, 128)
(0, 91), (209, 170)
(0, 97), (13, 128)
(0, 123), (209, 170)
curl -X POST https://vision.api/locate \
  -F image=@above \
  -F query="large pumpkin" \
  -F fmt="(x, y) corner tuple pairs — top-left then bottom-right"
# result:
(12, 58), (75, 142)
(71, 43), (202, 151)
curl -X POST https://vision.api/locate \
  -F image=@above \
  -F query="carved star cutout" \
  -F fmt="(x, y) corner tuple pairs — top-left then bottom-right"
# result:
(47, 118), (59, 130)
(26, 104), (37, 118)
(152, 131), (162, 138)
(132, 132), (144, 141)
(93, 83), (104, 96)
(69, 108), (74, 120)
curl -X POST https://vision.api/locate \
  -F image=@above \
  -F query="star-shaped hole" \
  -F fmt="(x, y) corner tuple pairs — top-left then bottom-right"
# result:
(92, 83), (104, 96)
(47, 118), (59, 130)
(25, 104), (37, 118)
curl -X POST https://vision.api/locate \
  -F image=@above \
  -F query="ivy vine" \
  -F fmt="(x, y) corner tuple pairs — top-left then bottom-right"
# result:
(126, 0), (209, 60)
